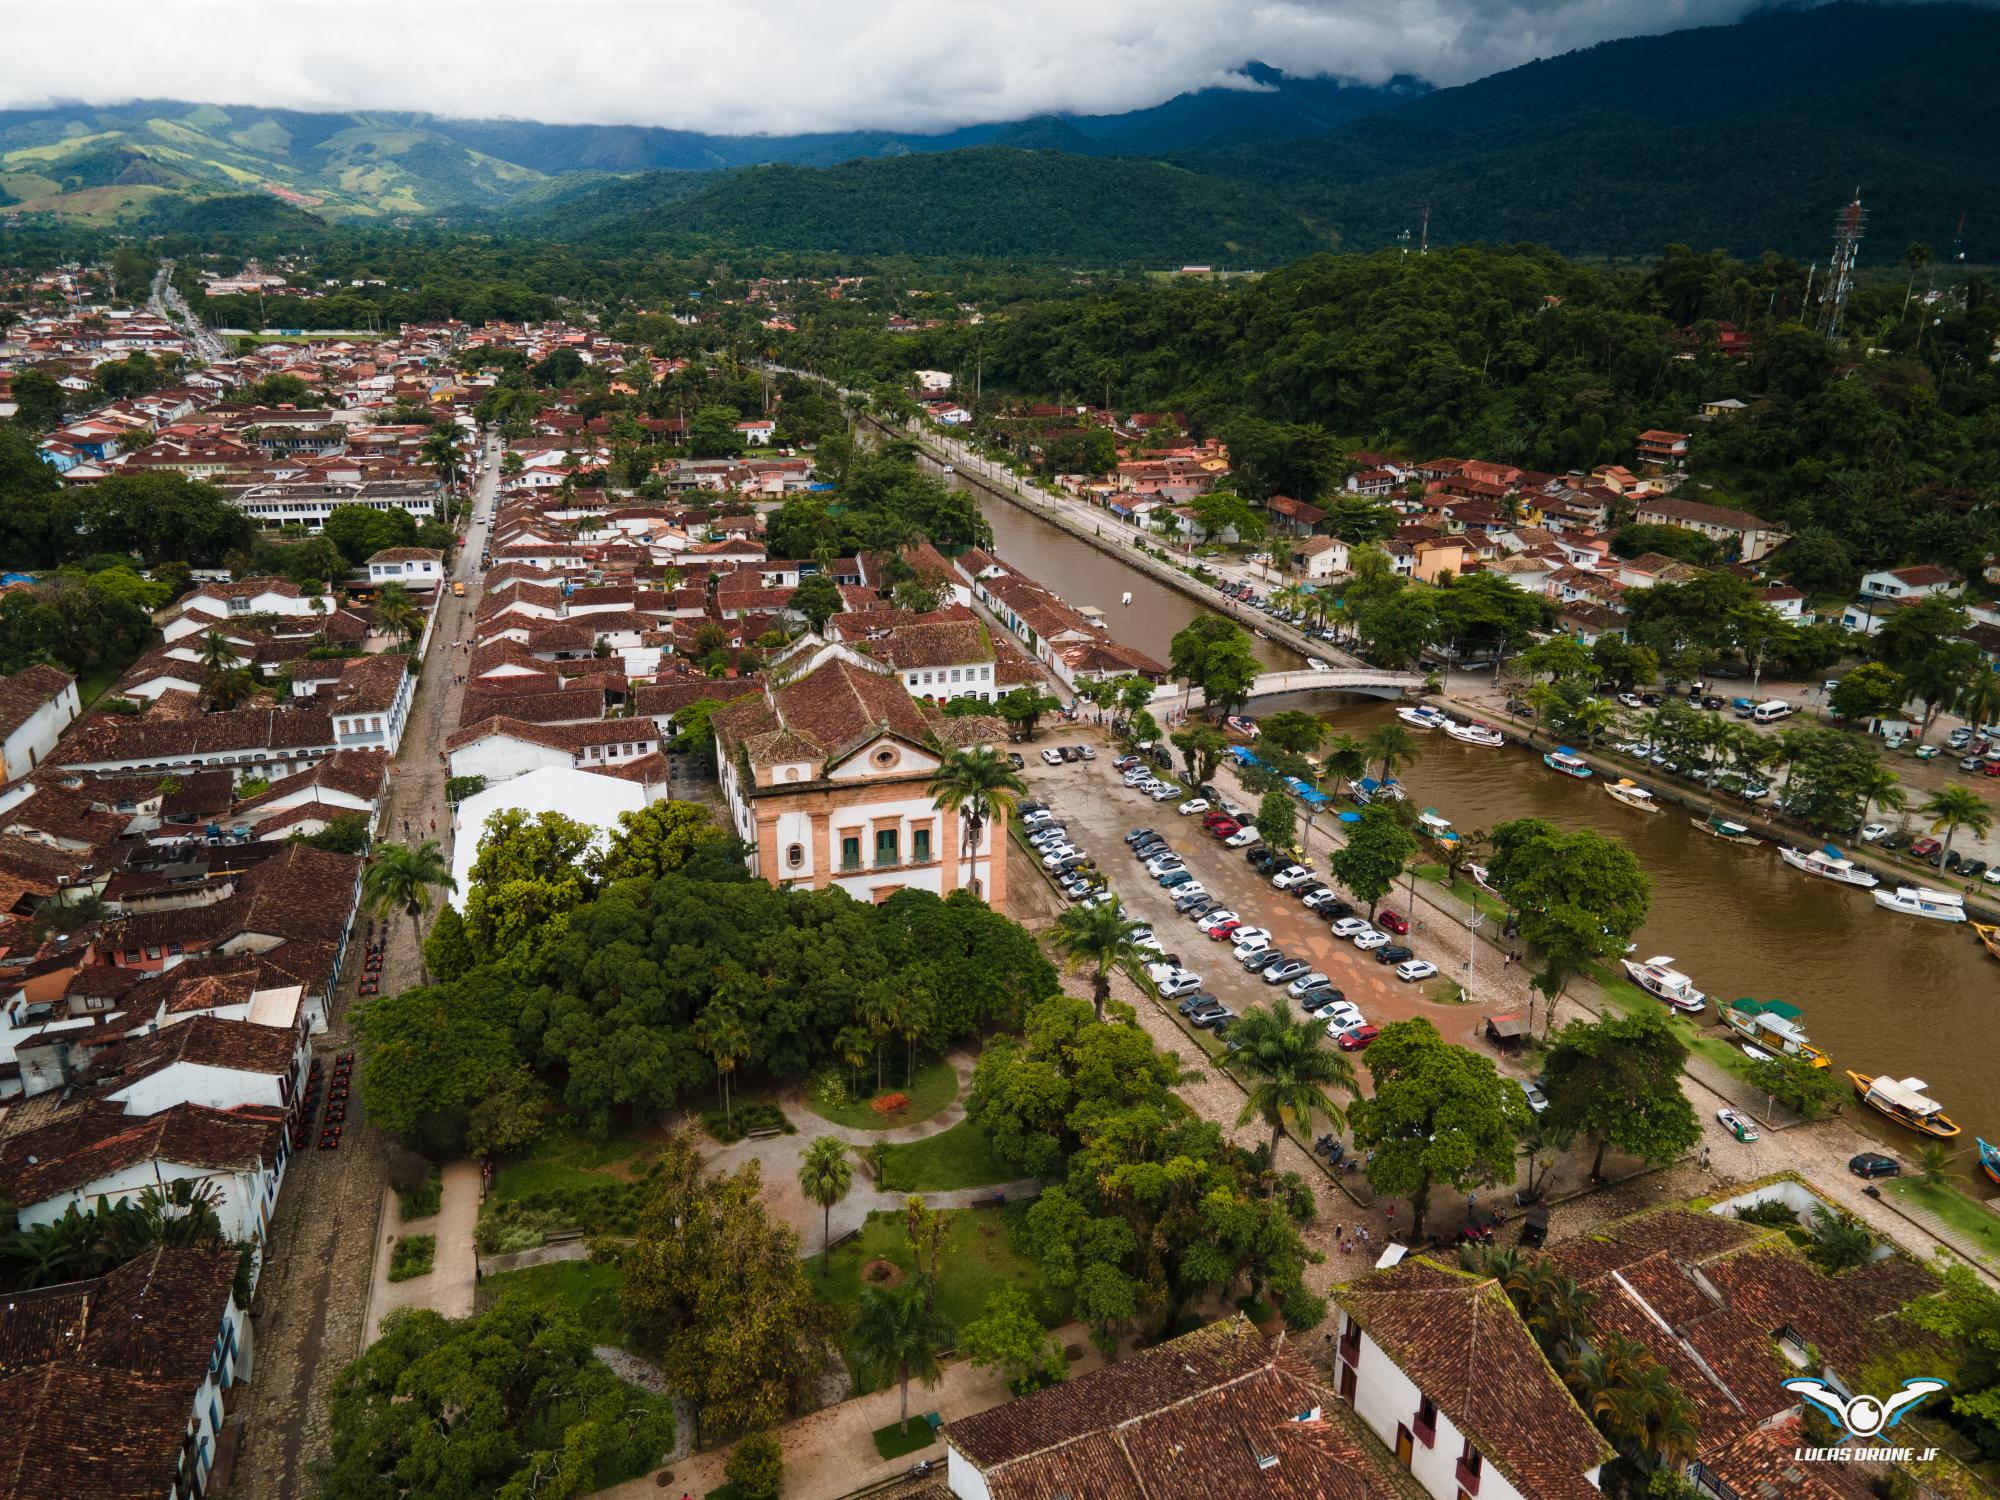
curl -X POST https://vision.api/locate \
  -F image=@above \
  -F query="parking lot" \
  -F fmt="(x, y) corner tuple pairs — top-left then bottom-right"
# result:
(1017, 743), (1494, 1060)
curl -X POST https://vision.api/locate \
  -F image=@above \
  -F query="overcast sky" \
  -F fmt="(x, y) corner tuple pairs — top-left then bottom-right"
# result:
(2, 0), (1813, 135)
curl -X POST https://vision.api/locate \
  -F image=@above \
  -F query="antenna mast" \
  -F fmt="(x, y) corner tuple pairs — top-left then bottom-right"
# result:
(1819, 189), (1866, 337)
(1419, 204), (1430, 256)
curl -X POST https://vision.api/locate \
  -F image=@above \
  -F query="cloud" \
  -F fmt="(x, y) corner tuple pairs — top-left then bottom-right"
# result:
(0, 0), (1801, 134)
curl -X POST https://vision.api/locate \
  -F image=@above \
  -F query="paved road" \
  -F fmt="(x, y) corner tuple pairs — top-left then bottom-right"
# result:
(228, 434), (500, 1499)
(148, 260), (227, 362)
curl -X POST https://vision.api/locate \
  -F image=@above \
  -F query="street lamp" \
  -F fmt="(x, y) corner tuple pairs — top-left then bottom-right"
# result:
(1464, 910), (1485, 1004)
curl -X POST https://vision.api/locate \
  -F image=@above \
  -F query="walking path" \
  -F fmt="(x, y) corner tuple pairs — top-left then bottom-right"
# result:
(361, 1159), (483, 1341)
(593, 1324), (1106, 1500)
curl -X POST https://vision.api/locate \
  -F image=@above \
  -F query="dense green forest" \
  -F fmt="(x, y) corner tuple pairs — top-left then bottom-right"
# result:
(798, 244), (2000, 588)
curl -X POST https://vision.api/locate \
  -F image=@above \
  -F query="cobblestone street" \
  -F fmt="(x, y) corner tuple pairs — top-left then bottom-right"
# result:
(227, 441), (495, 1498)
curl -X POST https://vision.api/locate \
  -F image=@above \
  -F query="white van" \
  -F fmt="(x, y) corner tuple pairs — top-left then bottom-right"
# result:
(1752, 699), (1794, 724)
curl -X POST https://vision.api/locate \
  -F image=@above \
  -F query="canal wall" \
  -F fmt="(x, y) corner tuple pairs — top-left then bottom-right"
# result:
(856, 411), (1330, 665)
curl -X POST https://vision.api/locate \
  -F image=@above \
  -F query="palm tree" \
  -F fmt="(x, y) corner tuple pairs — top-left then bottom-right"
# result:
(797, 1137), (853, 1273)
(1321, 733), (1368, 789)
(1922, 784), (1993, 869)
(360, 840), (456, 983)
(204, 667), (258, 712)
(1956, 670), (2000, 744)
(374, 590), (421, 648)
(851, 1285), (952, 1434)
(1050, 896), (1148, 1021)
(1854, 764), (1906, 834)
(1918, 1142), (1955, 1188)
(197, 629), (237, 676)
(1569, 697), (1617, 748)
(692, 1003), (752, 1127)
(1362, 722), (1421, 783)
(927, 747), (1025, 898)
(1439, 827), (1486, 889)
(1228, 1003), (1357, 1158)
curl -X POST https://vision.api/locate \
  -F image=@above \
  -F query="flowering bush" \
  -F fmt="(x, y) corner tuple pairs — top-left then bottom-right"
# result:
(870, 1092), (910, 1116)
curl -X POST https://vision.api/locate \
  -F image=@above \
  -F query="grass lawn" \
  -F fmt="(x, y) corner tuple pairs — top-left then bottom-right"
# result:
(1587, 963), (1759, 1085)
(876, 1120), (1017, 1193)
(816, 1203), (1042, 1336)
(479, 1258), (632, 1345)
(872, 1418), (939, 1460)
(1886, 1177), (2000, 1269)
(388, 1235), (435, 1282)
(491, 1121), (664, 1202)
(805, 1056), (960, 1131)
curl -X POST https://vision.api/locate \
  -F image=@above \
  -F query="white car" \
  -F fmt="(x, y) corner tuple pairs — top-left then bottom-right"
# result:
(1307, 657), (1330, 671)
(1150, 785), (1180, 801)
(1271, 864), (1310, 889)
(1178, 797), (1210, 815)
(1352, 929), (1390, 951)
(1316, 1000), (1364, 1028)
(1325, 1013), (1368, 1039)
(1396, 959), (1439, 983)
(1133, 934), (1167, 957)
(1227, 926), (1270, 947)
(1149, 966), (1203, 998)
(1286, 971), (1331, 997)
(1196, 909), (1239, 932)
(1040, 748), (1064, 766)
(1040, 847), (1081, 867)
(1224, 826), (1259, 848)
(1232, 936), (1274, 960)
(1330, 917), (1372, 939)
(1144, 856), (1184, 876)
(1859, 824), (1890, 843)
(1301, 888), (1344, 910)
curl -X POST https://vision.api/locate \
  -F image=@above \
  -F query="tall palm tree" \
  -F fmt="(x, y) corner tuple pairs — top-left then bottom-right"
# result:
(360, 839), (456, 983)
(1854, 764), (1906, 834)
(797, 1137), (853, 1273)
(1050, 896), (1148, 1021)
(926, 747), (1025, 899)
(1362, 722), (1421, 783)
(197, 629), (237, 676)
(1321, 733), (1368, 789)
(1229, 1004), (1356, 1158)
(692, 1002), (752, 1126)
(1569, 697), (1617, 748)
(851, 1285), (952, 1434)
(374, 590), (421, 648)
(1922, 784), (1993, 869)
(1955, 670), (2000, 743)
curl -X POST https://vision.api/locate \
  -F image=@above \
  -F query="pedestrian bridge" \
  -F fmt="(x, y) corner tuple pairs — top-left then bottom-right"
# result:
(1164, 668), (1422, 711)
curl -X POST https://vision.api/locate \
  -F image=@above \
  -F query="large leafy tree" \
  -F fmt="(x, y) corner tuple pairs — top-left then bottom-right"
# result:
(620, 1132), (836, 1442)
(1542, 1011), (1701, 1180)
(1330, 805), (1418, 919)
(356, 971), (522, 1155)
(1485, 819), (1650, 1035)
(591, 800), (726, 884)
(1168, 616), (1261, 716)
(322, 502), (418, 566)
(461, 809), (596, 969)
(1349, 1018), (1527, 1239)
(320, 1300), (673, 1500)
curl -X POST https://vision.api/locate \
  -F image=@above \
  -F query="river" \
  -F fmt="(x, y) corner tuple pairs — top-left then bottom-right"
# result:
(972, 486), (2000, 1159)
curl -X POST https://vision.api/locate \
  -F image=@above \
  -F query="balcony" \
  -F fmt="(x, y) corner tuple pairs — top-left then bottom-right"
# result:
(1338, 1324), (1361, 1367)
(1455, 1452), (1483, 1495)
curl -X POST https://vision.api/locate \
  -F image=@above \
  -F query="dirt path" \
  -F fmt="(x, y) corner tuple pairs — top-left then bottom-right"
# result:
(228, 438), (499, 1499)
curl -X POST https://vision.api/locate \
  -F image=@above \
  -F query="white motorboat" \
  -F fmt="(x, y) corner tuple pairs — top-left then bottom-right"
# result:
(1398, 705), (1447, 730)
(1121, 591), (1133, 605)
(1779, 843), (1879, 889)
(1620, 955), (1707, 1014)
(1603, 778), (1659, 813)
(1872, 885), (1968, 923)
(1443, 718), (1505, 746)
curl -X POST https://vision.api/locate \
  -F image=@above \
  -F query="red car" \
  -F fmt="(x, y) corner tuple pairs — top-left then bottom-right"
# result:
(1983, 760), (2000, 778)
(1208, 919), (1244, 941)
(1336, 1024), (1379, 1051)
(1377, 908), (1410, 935)
(1910, 837), (1943, 859)
(1209, 820), (1241, 839)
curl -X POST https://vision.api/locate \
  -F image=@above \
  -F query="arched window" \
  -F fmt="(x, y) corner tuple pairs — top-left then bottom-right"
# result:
(786, 843), (805, 870)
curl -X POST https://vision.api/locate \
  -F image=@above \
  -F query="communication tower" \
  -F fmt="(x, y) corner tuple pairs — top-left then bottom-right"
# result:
(1819, 189), (1865, 336)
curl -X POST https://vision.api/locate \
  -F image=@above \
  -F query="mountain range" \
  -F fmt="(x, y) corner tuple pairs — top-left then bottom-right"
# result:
(2, 3), (1994, 263)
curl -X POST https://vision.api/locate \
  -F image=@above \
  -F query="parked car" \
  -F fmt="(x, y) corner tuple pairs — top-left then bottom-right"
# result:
(1228, 927), (1271, 949)
(1263, 958), (1312, 986)
(1859, 823), (1890, 843)
(1910, 837), (1943, 859)
(1271, 864), (1312, 889)
(1963, 859), (1989, 878)
(1177, 991), (1220, 1016)
(1396, 959), (1439, 983)
(1149, 784), (1181, 801)
(1114, 755), (1142, 771)
(1291, 881), (1331, 903)
(1006, 752), (1026, 770)
(1124, 827), (1157, 845)
(1208, 820), (1242, 840)
(1159, 868), (1196, 889)
(1301, 887), (1344, 910)
(1374, 944), (1415, 965)
(1207, 919), (1245, 941)
(1155, 969), (1204, 999)
(1315, 999), (1364, 1028)
(1225, 827), (1261, 848)
(1336, 1025), (1380, 1051)
(1318, 898), (1356, 922)
(1848, 1152), (1900, 1180)
(1076, 745), (1096, 760)
(1247, 848), (1279, 871)
(1196, 909), (1239, 933)
(1040, 748), (1064, 766)
(1377, 908), (1410, 935)
(1173, 889), (1212, 913)
(1178, 798), (1210, 816)
(1520, 1081), (1549, 1113)
(1296, 986), (1344, 1011)
(1330, 917), (1373, 939)
(1190, 1005), (1237, 1030)
(1352, 929), (1390, 951)
(1240, 947), (1286, 972)
(1286, 971), (1331, 997)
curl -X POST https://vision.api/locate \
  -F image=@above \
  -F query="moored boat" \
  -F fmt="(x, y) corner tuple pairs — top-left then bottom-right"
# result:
(1543, 747), (1592, 779)
(1351, 776), (1407, 805)
(1779, 843), (1879, 888)
(1975, 923), (2000, 961)
(1604, 778), (1659, 813)
(1848, 1072), (1960, 1138)
(1872, 885), (1968, 923)
(1692, 812), (1761, 846)
(1416, 809), (1458, 843)
(1980, 1138), (2000, 1188)
(1620, 955), (1707, 1014)
(1442, 718), (1505, 747)
(1722, 998), (1829, 1067)
(1398, 705), (1447, 730)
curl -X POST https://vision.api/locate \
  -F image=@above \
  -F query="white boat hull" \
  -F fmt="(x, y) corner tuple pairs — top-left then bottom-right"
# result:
(1779, 847), (1879, 889)
(1398, 708), (1445, 730)
(1444, 724), (1504, 746)
(1620, 959), (1707, 1013)
(1871, 890), (1968, 922)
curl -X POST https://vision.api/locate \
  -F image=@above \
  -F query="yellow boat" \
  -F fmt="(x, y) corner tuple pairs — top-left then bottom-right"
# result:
(1974, 923), (2000, 961)
(1848, 1071), (1961, 1138)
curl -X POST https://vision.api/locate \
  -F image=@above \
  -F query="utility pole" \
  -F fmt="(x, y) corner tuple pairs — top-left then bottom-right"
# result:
(1819, 190), (1866, 338)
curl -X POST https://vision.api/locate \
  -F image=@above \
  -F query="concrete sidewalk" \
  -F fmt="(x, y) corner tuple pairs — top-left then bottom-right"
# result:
(361, 1158), (482, 1341)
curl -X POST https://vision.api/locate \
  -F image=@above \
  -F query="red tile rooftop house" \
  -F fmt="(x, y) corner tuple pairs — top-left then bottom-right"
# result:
(1635, 430), (1691, 469)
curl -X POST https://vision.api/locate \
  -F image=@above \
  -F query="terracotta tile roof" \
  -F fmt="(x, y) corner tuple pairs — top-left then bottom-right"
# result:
(1633, 497), (1775, 532)
(232, 749), (387, 809)
(0, 665), (72, 741)
(0, 1362), (200, 1499)
(444, 715), (658, 755)
(871, 620), (993, 671)
(631, 678), (762, 720)
(365, 546), (442, 564)
(1700, 1245), (1944, 1378)
(56, 704), (336, 767)
(1693, 1416), (1879, 1499)
(0, 1245), (237, 1383)
(459, 685), (609, 729)
(1336, 1258), (1611, 1499)
(0, 1098), (284, 1206)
